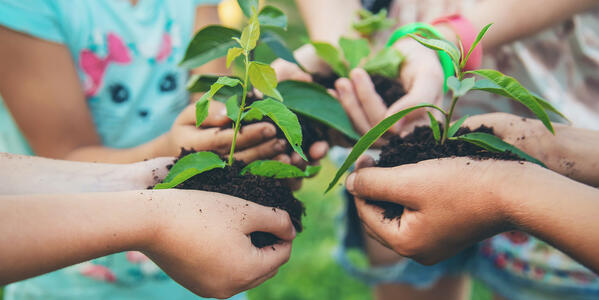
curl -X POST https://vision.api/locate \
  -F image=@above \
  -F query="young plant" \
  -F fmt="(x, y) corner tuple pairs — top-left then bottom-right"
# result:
(352, 8), (396, 38)
(326, 24), (568, 192)
(155, 3), (321, 190)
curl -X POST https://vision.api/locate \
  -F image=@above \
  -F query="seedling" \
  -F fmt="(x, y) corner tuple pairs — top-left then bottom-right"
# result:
(353, 8), (396, 38)
(326, 24), (568, 192)
(155, 2), (321, 189)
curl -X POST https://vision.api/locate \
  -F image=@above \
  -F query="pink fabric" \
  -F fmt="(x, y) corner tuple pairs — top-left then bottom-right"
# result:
(156, 33), (172, 62)
(79, 33), (132, 97)
(431, 14), (483, 70)
(80, 263), (117, 282)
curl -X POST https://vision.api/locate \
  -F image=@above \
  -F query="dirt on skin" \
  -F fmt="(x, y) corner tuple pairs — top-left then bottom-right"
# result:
(370, 125), (522, 219)
(166, 149), (305, 248)
(312, 73), (406, 107)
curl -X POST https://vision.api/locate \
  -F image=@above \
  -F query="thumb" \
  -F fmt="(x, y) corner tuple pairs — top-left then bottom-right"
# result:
(202, 101), (230, 127)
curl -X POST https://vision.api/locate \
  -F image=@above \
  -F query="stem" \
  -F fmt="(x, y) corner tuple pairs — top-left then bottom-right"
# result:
(441, 95), (459, 145)
(228, 51), (251, 166)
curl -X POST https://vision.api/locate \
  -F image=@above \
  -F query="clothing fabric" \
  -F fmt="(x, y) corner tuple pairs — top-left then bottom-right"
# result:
(336, 1), (599, 299)
(0, 0), (244, 299)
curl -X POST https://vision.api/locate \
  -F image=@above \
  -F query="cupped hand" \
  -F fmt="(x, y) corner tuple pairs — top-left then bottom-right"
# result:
(158, 101), (287, 162)
(143, 190), (296, 299)
(345, 155), (549, 265)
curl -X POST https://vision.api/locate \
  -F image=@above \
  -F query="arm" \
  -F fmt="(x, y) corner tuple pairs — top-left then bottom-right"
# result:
(346, 156), (599, 273)
(0, 189), (295, 298)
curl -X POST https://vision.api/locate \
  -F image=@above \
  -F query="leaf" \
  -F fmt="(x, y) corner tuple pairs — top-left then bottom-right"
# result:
(427, 112), (440, 142)
(180, 26), (241, 69)
(187, 75), (243, 102)
(312, 41), (349, 77)
(447, 114), (469, 138)
(363, 48), (404, 78)
(153, 152), (226, 189)
(277, 81), (360, 140)
(195, 77), (243, 127)
(462, 23), (492, 69)
(226, 47), (244, 68)
(225, 95), (240, 121)
(326, 104), (443, 192)
(469, 70), (554, 134)
(456, 132), (546, 167)
(238, 0), (259, 18)
(240, 11), (260, 51)
(241, 107), (264, 121)
(447, 76), (475, 97)
(339, 37), (371, 69)
(249, 61), (283, 101)
(260, 31), (299, 65)
(352, 9), (395, 36)
(249, 99), (307, 160)
(408, 33), (460, 68)
(258, 6), (287, 30)
(241, 160), (321, 179)
(532, 93), (569, 122)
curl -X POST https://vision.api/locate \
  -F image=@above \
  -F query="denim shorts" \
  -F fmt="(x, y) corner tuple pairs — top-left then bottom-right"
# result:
(335, 190), (599, 300)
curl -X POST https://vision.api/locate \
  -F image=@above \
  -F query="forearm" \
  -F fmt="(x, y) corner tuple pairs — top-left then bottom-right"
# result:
(296, 0), (361, 44)
(439, 0), (598, 50)
(64, 133), (170, 164)
(0, 153), (172, 194)
(0, 191), (155, 284)
(505, 169), (599, 274)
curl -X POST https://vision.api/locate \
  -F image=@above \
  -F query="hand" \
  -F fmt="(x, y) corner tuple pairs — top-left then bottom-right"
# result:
(271, 58), (312, 82)
(143, 190), (296, 299)
(335, 38), (444, 141)
(345, 155), (550, 265)
(155, 101), (287, 162)
(273, 141), (329, 190)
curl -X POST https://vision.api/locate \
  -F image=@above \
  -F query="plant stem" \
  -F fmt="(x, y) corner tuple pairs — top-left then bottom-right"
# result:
(228, 51), (251, 166)
(441, 94), (459, 145)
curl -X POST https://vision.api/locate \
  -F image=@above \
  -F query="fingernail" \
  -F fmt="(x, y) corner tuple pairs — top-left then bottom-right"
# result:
(262, 126), (276, 138)
(346, 173), (356, 194)
(275, 139), (287, 151)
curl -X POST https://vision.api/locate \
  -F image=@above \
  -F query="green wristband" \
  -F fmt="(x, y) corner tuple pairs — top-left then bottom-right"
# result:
(386, 23), (454, 92)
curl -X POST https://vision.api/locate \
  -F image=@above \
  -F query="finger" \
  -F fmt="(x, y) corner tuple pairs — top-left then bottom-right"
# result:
(238, 268), (279, 294)
(254, 240), (292, 277)
(390, 77), (443, 132)
(350, 68), (388, 126)
(291, 152), (308, 170)
(203, 101), (230, 127)
(231, 122), (278, 150)
(196, 123), (277, 152)
(273, 154), (292, 164)
(354, 197), (400, 248)
(309, 141), (329, 162)
(234, 139), (287, 162)
(360, 216), (394, 249)
(335, 78), (372, 134)
(327, 89), (339, 99)
(286, 178), (303, 191)
(243, 206), (296, 241)
(355, 155), (376, 170)
(345, 166), (422, 209)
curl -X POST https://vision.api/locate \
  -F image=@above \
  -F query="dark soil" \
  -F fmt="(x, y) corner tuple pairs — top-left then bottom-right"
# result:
(369, 125), (522, 219)
(312, 73), (405, 107)
(166, 149), (305, 248)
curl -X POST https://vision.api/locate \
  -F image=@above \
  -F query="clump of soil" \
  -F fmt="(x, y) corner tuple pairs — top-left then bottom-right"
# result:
(369, 125), (521, 219)
(312, 73), (406, 107)
(166, 149), (305, 248)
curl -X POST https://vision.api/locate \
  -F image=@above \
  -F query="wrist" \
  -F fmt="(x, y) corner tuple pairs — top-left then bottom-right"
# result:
(125, 190), (164, 252)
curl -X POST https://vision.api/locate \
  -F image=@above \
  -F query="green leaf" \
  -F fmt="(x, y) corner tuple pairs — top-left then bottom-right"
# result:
(352, 8), (395, 36)
(339, 37), (370, 69)
(363, 48), (404, 78)
(225, 95), (240, 121)
(278, 81), (360, 140)
(408, 33), (460, 68)
(462, 23), (492, 69)
(312, 41), (349, 77)
(427, 112), (440, 142)
(241, 107), (264, 121)
(469, 70), (554, 134)
(153, 152), (226, 189)
(249, 99), (307, 160)
(326, 104), (443, 192)
(260, 31), (299, 65)
(195, 99), (210, 128)
(240, 11), (260, 51)
(241, 160), (321, 179)
(249, 61), (283, 101)
(447, 76), (475, 97)
(532, 93), (569, 122)
(180, 26), (241, 69)
(195, 77), (243, 127)
(187, 75), (243, 102)
(238, 0), (259, 18)
(447, 115), (469, 138)
(257, 6), (287, 30)
(226, 47), (244, 68)
(455, 132), (546, 167)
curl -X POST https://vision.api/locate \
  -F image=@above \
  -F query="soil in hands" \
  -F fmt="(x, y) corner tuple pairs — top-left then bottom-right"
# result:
(168, 149), (305, 248)
(312, 73), (406, 107)
(370, 125), (521, 219)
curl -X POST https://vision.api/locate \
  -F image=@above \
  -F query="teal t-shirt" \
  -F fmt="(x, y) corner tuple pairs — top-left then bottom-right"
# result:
(0, 0), (244, 299)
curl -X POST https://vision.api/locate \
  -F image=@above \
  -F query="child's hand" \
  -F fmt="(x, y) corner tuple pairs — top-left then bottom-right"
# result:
(345, 155), (547, 265)
(144, 190), (296, 299)
(155, 101), (287, 162)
